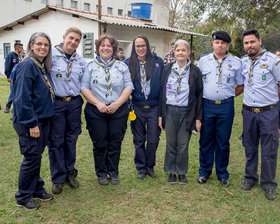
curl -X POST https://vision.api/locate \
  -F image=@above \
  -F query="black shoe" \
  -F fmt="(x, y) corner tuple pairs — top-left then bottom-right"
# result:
(241, 181), (255, 191)
(147, 171), (156, 178)
(178, 175), (187, 184)
(265, 189), (276, 200)
(98, 176), (109, 185)
(16, 199), (40, 210)
(138, 172), (146, 179)
(197, 176), (208, 184)
(33, 193), (54, 202)
(52, 183), (63, 194)
(111, 176), (120, 185)
(168, 173), (177, 184)
(67, 171), (79, 188)
(4, 107), (10, 113)
(220, 179), (230, 187)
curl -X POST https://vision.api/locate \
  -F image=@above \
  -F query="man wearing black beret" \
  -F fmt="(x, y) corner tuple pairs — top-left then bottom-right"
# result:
(197, 30), (244, 187)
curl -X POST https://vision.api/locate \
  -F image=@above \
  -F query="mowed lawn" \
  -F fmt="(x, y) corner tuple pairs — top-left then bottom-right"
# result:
(0, 77), (279, 223)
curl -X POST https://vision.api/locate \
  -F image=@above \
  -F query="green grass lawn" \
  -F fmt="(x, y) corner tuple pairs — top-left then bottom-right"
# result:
(0, 77), (279, 223)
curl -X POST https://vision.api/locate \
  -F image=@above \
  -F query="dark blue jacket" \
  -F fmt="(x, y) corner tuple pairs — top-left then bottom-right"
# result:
(13, 58), (54, 127)
(125, 55), (164, 106)
(5, 51), (19, 78)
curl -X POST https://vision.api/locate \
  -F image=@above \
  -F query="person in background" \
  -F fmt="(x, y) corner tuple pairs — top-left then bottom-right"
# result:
(12, 32), (54, 210)
(115, 47), (126, 61)
(163, 42), (175, 65)
(275, 49), (280, 58)
(198, 31), (244, 187)
(48, 27), (85, 194)
(241, 29), (280, 200)
(126, 35), (164, 179)
(4, 42), (23, 113)
(81, 34), (133, 185)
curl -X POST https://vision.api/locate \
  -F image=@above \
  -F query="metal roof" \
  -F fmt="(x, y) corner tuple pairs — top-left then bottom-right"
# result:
(0, 5), (208, 37)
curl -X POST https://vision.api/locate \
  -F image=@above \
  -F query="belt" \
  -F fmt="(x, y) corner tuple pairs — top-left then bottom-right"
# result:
(136, 105), (151, 109)
(243, 104), (278, 113)
(203, 97), (233, 105)
(55, 95), (79, 102)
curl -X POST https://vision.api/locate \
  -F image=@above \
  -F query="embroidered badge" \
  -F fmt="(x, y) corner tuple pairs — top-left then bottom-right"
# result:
(227, 77), (230, 83)
(262, 74), (266, 80)
(156, 63), (159, 67)
(56, 73), (63, 80)
(167, 83), (172, 89)
(228, 64), (232, 70)
(260, 64), (268, 68)
(53, 56), (57, 59)
(115, 66), (119, 69)
(93, 79), (98, 85)
(79, 62), (83, 66)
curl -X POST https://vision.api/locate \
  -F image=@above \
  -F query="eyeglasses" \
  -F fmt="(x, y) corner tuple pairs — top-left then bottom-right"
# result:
(34, 42), (50, 47)
(135, 44), (146, 49)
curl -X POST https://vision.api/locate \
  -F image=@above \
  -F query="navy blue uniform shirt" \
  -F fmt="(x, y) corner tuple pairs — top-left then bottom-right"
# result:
(13, 58), (54, 127)
(5, 51), (19, 78)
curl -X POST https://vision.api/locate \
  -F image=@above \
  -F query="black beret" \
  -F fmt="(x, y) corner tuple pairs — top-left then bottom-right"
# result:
(212, 31), (231, 43)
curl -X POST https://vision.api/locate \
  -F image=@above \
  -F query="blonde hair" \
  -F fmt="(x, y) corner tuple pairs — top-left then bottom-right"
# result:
(64, 27), (82, 38)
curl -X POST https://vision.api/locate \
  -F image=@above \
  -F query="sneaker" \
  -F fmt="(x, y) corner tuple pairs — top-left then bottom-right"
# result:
(197, 176), (208, 184)
(168, 173), (177, 184)
(147, 171), (156, 178)
(52, 183), (63, 194)
(265, 189), (276, 201)
(67, 171), (79, 188)
(220, 179), (230, 187)
(98, 176), (109, 185)
(16, 199), (40, 210)
(111, 176), (120, 185)
(4, 107), (10, 113)
(178, 175), (187, 184)
(241, 181), (255, 191)
(33, 193), (54, 202)
(138, 172), (146, 179)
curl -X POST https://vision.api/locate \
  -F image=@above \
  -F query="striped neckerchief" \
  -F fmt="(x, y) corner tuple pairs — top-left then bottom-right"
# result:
(172, 60), (191, 97)
(247, 49), (267, 86)
(94, 56), (116, 97)
(55, 44), (77, 81)
(214, 53), (229, 87)
(30, 57), (55, 102)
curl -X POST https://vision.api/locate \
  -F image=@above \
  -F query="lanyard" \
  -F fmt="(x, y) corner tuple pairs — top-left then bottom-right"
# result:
(30, 57), (55, 102)
(55, 45), (77, 81)
(172, 61), (191, 97)
(94, 58), (116, 97)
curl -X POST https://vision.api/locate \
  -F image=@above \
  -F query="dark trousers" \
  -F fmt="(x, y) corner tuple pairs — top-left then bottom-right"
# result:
(131, 105), (161, 173)
(85, 103), (128, 177)
(48, 96), (83, 184)
(242, 107), (278, 190)
(13, 117), (51, 204)
(199, 98), (234, 180)
(6, 83), (13, 108)
(164, 105), (191, 175)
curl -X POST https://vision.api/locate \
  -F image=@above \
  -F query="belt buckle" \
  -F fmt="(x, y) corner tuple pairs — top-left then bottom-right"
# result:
(253, 108), (261, 113)
(64, 96), (71, 102)
(143, 106), (150, 109)
(215, 100), (221, 104)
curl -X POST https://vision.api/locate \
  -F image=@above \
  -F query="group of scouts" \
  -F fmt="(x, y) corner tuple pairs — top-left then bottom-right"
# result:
(5, 26), (280, 210)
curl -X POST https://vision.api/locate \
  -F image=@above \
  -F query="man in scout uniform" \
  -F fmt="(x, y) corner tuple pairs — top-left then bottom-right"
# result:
(241, 29), (280, 200)
(198, 31), (244, 187)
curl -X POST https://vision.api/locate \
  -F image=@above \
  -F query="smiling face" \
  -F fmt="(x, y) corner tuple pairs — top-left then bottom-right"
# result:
(174, 43), (189, 64)
(99, 38), (113, 61)
(31, 36), (50, 62)
(243, 34), (262, 57)
(135, 38), (147, 60)
(62, 32), (81, 54)
(213, 40), (229, 58)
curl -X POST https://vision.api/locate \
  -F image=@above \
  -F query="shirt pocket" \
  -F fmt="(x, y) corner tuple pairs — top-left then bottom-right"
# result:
(222, 69), (235, 85)
(255, 67), (271, 83)
(201, 69), (211, 83)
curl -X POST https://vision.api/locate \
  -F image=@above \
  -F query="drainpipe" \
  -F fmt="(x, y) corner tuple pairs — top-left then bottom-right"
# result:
(98, 0), (102, 37)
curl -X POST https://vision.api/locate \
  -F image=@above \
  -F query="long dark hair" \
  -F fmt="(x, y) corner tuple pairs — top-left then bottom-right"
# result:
(128, 35), (154, 81)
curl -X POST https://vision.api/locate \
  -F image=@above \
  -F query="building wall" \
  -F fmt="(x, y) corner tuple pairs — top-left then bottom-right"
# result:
(0, 10), (98, 74)
(0, 0), (169, 28)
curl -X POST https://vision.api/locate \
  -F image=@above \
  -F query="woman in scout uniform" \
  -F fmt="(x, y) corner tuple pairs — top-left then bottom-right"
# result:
(81, 34), (133, 185)
(158, 39), (203, 184)
(48, 27), (85, 194)
(125, 35), (164, 179)
(12, 32), (55, 210)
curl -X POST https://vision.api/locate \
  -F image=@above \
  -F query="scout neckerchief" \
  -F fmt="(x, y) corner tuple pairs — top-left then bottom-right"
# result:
(139, 60), (147, 93)
(94, 56), (116, 97)
(55, 44), (77, 81)
(247, 49), (267, 86)
(214, 53), (229, 87)
(30, 57), (55, 102)
(172, 60), (191, 97)
(17, 52), (22, 63)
